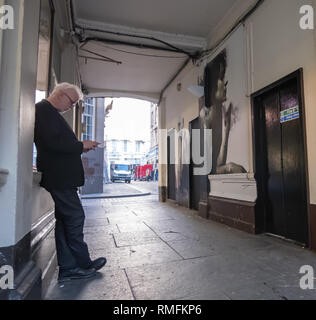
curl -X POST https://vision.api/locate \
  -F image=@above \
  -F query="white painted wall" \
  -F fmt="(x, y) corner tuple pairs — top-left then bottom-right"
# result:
(0, 0), (41, 246)
(162, 0), (316, 204)
(0, 0), (4, 75)
(206, 0), (258, 49)
(16, 0), (42, 240)
(158, 98), (167, 189)
(31, 173), (54, 226)
(164, 62), (202, 131)
(59, 43), (79, 129)
(246, 0), (316, 204)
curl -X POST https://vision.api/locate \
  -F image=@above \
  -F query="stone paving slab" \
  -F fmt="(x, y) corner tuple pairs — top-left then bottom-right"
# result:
(128, 181), (159, 195)
(84, 217), (110, 227)
(103, 211), (137, 218)
(189, 233), (284, 256)
(83, 208), (108, 219)
(264, 278), (316, 300)
(124, 257), (235, 300)
(133, 211), (179, 221)
(90, 242), (183, 270)
(144, 220), (202, 240)
(113, 231), (160, 247)
(167, 239), (216, 259)
(243, 242), (316, 276)
(80, 182), (147, 199)
(140, 217), (176, 224)
(116, 222), (152, 233)
(104, 182), (142, 193)
(224, 282), (283, 300)
(82, 192), (150, 200)
(131, 206), (185, 216)
(46, 269), (134, 300)
(107, 215), (142, 225)
(85, 234), (116, 250)
(84, 224), (120, 235)
(158, 231), (190, 242)
(124, 256), (284, 300)
(45, 193), (316, 300)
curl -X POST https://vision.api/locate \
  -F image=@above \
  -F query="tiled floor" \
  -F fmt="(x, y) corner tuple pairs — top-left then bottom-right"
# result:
(45, 193), (316, 300)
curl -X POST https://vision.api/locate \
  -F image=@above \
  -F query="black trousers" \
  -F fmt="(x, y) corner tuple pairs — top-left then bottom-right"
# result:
(49, 188), (92, 271)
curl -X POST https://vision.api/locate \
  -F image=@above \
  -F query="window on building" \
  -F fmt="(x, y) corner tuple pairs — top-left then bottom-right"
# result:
(112, 140), (117, 152)
(82, 98), (95, 141)
(136, 141), (141, 153)
(124, 140), (128, 153)
(154, 128), (158, 146)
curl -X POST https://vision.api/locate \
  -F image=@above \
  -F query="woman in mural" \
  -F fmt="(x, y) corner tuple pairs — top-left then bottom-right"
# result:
(200, 49), (246, 175)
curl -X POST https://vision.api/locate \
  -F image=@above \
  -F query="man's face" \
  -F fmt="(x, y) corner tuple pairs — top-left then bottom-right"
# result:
(59, 90), (79, 112)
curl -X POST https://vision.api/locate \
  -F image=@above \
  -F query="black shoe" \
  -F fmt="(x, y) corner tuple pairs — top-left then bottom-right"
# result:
(58, 267), (96, 283)
(88, 257), (107, 271)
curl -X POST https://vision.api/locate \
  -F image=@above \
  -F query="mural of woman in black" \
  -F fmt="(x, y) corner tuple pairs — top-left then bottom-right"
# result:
(200, 49), (246, 175)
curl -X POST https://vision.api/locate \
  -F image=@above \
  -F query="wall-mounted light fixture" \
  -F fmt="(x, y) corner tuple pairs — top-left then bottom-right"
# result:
(187, 85), (204, 98)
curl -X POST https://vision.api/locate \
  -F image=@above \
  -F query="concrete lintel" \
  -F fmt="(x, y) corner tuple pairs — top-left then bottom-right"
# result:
(208, 173), (257, 203)
(86, 88), (160, 103)
(76, 18), (207, 51)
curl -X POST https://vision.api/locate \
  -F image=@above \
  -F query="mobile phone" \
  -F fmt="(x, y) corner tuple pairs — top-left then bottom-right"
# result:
(97, 142), (106, 148)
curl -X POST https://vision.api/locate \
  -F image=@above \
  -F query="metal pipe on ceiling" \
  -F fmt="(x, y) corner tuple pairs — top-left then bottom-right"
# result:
(80, 37), (193, 56)
(158, 0), (265, 106)
(69, 0), (198, 59)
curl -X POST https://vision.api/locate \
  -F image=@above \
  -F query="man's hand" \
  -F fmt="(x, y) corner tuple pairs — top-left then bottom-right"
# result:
(82, 140), (99, 153)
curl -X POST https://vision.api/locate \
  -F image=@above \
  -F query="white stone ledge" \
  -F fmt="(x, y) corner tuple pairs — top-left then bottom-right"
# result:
(0, 169), (9, 188)
(208, 173), (257, 203)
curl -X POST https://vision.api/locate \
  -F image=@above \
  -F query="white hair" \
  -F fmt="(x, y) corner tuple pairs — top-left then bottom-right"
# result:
(51, 82), (84, 101)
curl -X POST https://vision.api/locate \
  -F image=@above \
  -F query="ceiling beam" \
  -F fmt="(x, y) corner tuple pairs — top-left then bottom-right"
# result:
(85, 88), (160, 103)
(74, 18), (207, 53)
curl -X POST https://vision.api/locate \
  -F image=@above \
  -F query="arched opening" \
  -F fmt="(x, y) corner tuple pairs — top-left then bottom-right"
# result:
(80, 97), (159, 199)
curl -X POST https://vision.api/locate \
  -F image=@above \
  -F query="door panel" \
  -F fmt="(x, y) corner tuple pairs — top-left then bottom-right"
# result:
(262, 90), (286, 236)
(279, 80), (308, 243)
(167, 135), (176, 200)
(189, 117), (201, 210)
(254, 72), (308, 245)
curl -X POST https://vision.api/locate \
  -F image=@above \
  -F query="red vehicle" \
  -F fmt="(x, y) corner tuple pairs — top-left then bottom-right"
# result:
(134, 164), (153, 181)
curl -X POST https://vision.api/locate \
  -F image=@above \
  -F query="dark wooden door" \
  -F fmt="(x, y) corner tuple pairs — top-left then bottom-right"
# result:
(189, 117), (202, 210)
(253, 72), (308, 245)
(167, 134), (176, 200)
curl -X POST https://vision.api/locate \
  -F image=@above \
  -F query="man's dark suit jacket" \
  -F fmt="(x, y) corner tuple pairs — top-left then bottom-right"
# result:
(34, 100), (84, 190)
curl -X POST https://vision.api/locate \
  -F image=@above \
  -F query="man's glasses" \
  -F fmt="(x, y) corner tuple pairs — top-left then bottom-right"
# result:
(64, 92), (78, 107)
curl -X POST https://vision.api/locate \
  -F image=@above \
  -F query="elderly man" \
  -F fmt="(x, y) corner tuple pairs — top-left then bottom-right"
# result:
(34, 83), (106, 282)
